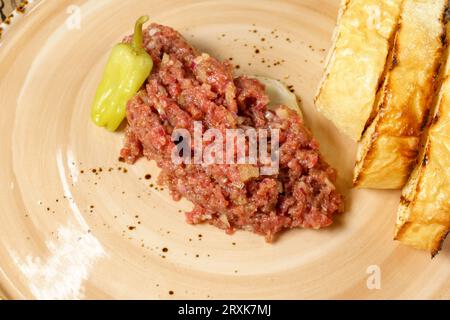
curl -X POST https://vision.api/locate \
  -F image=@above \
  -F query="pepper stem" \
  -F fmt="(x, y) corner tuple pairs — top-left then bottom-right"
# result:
(132, 15), (149, 51)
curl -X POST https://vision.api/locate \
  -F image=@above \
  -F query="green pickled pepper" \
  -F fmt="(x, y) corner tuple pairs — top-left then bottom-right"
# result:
(91, 16), (153, 131)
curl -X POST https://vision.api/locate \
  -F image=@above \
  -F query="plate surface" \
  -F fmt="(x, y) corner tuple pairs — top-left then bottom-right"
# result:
(0, 0), (449, 300)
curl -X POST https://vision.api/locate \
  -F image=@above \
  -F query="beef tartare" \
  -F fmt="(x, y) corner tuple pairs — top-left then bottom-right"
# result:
(120, 23), (343, 241)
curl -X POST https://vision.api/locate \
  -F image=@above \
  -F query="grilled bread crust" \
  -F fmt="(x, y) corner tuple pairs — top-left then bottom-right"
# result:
(315, 0), (404, 141)
(395, 23), (450, 256)
(353, 0), (448, 189)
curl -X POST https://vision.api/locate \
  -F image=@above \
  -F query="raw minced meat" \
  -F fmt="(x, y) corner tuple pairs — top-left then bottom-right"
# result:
(120, 23), (343, 241)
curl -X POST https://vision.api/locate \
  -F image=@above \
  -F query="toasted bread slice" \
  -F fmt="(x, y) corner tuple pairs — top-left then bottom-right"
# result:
(315, 0), (403, 141)
(353, 0), (448, 189)
(395, 30), (450, 256)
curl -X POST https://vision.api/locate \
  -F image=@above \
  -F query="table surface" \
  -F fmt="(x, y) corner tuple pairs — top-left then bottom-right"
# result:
(0, 0), (17, 22)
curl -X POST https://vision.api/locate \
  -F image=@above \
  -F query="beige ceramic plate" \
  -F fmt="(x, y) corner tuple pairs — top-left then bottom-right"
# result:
(0, 0), (449, 300)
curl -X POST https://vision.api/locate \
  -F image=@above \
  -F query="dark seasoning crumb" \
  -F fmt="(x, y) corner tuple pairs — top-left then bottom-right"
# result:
(77, 160), (168, 202)
(241, 25), (302, 70)
(70, 161), (167, 244)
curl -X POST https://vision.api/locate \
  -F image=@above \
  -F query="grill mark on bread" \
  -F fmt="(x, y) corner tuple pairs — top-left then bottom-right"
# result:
(421, 152), (428, 167)
(399, 195), (411, 206)
(362, 21), (402, 136)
